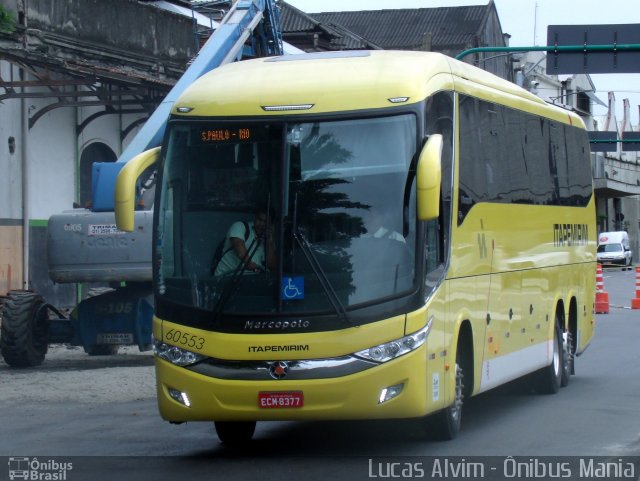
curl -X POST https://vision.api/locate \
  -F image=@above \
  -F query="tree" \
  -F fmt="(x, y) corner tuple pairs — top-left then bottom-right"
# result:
(0, 6), (16, 34)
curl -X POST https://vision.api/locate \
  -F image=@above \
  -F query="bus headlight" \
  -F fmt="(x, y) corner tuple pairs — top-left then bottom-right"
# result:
(154, 341), (206, 367)
(354, 318), (433, 363)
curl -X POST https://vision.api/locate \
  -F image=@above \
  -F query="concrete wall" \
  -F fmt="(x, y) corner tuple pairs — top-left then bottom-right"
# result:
(26, 0), (196, 65)
(0, 59), (24, 293)
(27, 96), (76, 218)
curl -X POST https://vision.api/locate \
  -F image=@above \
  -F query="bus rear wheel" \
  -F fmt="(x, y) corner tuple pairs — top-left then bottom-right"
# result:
(560, 329), (572, 388)
(535, 318), (563, 394)
(214, 421), (256, 446)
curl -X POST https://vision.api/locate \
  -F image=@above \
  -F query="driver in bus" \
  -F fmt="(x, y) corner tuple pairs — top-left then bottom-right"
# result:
(213, 209), (277, 276)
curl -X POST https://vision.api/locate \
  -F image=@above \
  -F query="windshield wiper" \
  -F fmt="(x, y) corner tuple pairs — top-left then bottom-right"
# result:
(290, 191), (349, 324)
(293, 228), (350, 324)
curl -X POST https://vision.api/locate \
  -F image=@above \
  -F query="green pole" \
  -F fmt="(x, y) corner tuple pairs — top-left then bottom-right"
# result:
(455, 43), (640, 61)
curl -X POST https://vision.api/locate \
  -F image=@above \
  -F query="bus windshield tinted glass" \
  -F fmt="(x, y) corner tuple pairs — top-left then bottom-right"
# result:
(156, 115), (417, 316)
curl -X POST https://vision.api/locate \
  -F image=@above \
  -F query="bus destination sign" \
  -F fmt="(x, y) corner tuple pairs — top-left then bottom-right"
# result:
(201, 128), (251, 143)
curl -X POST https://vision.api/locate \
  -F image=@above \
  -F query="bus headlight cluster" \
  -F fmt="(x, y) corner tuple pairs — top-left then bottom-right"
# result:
(354, 318), (433, 363)
(154, 341), (206, 367)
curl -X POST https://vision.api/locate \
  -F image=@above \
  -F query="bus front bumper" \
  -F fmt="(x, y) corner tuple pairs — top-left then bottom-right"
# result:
(155, 348), (438, 422)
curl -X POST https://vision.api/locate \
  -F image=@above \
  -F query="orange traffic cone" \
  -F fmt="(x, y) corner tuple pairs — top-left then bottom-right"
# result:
(631, 267), (640, 309)
(595, 263), (609, 314)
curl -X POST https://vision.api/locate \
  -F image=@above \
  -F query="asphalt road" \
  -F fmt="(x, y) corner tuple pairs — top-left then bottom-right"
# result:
(1, 267), (639, 481)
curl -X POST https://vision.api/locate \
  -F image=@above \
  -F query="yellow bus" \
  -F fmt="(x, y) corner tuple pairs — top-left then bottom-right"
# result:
(115, 50), (596, 444)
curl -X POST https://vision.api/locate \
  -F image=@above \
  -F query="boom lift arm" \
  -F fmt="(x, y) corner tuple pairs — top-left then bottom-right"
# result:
(92, 0), (284, 211)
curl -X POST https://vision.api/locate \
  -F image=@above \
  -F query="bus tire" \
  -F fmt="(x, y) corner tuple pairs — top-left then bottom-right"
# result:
(214, 421), (256, 445)
(427, 358), (464, 440)
(560, 329), (572, 388)
(0, 291), (49, 367)
(535, 319), (563, 394)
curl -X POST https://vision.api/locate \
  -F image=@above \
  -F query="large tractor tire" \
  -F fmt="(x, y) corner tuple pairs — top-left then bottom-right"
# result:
(0, 291), (50, 367)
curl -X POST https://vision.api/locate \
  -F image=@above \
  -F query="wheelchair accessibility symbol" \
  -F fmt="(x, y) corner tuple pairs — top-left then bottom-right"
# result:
(281, 276), (304, 300)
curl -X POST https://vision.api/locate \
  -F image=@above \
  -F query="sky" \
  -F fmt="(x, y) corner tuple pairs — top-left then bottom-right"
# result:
(285, 0), (640, 127)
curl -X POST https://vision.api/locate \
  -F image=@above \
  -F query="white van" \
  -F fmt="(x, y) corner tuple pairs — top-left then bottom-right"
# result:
(597, 231), (632, 268)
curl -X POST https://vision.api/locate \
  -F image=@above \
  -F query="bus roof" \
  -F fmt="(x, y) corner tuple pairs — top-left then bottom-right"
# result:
(173, 50), (584, 127)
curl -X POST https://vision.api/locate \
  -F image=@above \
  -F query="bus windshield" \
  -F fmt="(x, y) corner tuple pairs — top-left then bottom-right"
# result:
(155, 114), (418, 317)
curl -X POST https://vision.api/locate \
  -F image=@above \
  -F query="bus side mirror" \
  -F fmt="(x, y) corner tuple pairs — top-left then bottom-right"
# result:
(416, 134), (442, 221)
(114, 147), (160, 232)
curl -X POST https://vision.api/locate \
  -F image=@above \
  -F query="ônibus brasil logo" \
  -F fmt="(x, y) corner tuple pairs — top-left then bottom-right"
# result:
(8, 457), (73, 480)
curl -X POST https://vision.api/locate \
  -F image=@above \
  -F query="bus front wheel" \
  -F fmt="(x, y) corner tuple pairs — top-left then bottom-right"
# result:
(214, 421), (256, 446)
(427, 359), (464, 440)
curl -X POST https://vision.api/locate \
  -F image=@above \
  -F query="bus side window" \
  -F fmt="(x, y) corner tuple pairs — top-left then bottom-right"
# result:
(425, 218), (440, 273)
